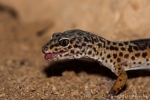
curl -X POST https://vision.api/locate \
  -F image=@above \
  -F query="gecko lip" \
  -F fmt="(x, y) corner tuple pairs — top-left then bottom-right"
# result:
(44, 51), (68, 60)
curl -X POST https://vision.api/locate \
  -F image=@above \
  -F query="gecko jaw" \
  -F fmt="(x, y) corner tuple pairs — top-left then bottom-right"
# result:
(44, 51), (68, 60)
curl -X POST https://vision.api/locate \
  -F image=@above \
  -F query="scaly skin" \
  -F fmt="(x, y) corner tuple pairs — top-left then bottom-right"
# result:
(42, 29), (150, 97)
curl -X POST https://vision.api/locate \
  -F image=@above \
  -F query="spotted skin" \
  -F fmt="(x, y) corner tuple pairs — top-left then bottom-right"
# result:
(42, 29), (150, 97)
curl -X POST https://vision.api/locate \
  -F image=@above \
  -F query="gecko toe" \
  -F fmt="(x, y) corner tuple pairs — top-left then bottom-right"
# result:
(104, 93), (117, 99)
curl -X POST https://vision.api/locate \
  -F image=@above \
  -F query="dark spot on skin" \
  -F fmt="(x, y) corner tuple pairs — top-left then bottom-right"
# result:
(133, 62), (136, 64)
(82, 43), (86, 46)
(110, 46), (114, 50)
(96, 37), (100, 42)
(84, 37), (89, 42)
(133, 46), (139, 51)
(93, 37), (99, 42)
(100, 52), (102, 56)
(82, 49), (85, 52)
(139, 46), (146, 50)
(113, 54), (117, 59)
(131, 56), (135, 60)
(55, 43), (59, 47)
(102, 57), (104, 60)
(124, 54), (129, 58)
(147, 63), (149, 65)
(121, 47), (126, 51)
(96, 51), (99, 55)
(97, 43), (102, 48)
(105, 60), (107, 63)
(113, 42), (117, 45)
(55, 48), (58, 51)
(64, 54), (69, 56)
(107, 41), (111, 45)
(114, 47), (119, 51)
(110, 59), (113, 62)
(53, 33), (60, 38)
(70, 38), (76, 44)
(142, 52), (147, 58)
(78, 37), (82, 42)
(79, 46), (82, 49)
(74, 45), (78, 48)
(88, 51), (92, 55)
(146, 59), (149, 61)
(128, 45), (133, 52)
(70, 50), (74, 53)
(68, 45), (72, 49)
(119, 52), (123, 57)
(117, 58), (121, 62)
(135, 53), (140, 57)
(103, 42), (106, 48)
(76, 51), (80, 54)
(88, 45), (92, 48)
(90, 37), (94, 44)
(50, 45), (54, 49)
(106, 47), (109, 50)
(107, 54), (111, 58)
(124, 42), (128, 45)
(113, 62), (116, 65)
(76, 41), (79, 44)
(98, 37), (105, 43)
(74, 45), (82, 49)
(53, 39), (57, 43)
(138, 62), (141, 64)
(118, 43), (123, 46)
(60, 50), (64, 52)
(87, 36), (93, 43)
(77, 32), (84, 36)
(93, 47), (97, 52)
(118, 67), (121, 70)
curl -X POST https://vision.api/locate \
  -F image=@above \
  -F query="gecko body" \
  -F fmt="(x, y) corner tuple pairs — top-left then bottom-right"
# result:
(42, 29), (150, 97)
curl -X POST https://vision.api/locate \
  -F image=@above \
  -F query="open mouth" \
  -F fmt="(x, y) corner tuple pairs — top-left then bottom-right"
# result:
(44, 51), (67, 60)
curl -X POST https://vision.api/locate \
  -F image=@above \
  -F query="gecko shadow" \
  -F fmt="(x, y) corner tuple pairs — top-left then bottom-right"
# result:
(43, 59), (150, 78)
(43, 59), (115, 78)
(43, 59), (150, 94)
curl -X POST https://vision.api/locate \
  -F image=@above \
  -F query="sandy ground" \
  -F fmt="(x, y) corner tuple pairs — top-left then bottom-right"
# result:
(0, 0), (150, 100)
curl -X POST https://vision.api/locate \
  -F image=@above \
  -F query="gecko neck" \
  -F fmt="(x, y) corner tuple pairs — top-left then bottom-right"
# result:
(83, 37), (117, 70)
(83, 36), (111, 60)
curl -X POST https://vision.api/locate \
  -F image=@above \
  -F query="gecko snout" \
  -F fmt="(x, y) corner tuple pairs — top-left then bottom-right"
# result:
(42, 46), (49, 53)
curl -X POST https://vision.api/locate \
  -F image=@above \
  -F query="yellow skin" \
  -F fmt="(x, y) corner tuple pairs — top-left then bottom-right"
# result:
(42, 29), (150, 98)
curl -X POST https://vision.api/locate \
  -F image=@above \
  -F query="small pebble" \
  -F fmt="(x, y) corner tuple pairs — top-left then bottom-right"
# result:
(83, 90), (92, 98)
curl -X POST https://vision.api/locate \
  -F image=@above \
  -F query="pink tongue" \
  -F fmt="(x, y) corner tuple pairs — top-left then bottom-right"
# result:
(44, 53), (54, 60)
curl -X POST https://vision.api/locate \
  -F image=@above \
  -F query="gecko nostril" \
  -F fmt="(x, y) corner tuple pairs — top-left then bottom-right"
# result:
(42, 46), (49, 53)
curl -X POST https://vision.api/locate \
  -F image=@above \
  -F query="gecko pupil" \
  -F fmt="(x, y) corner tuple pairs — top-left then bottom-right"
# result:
(59, 39), (69, 46)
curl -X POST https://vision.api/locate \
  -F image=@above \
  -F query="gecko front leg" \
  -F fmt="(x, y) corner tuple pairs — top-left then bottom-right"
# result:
(106, 65), (128, 98)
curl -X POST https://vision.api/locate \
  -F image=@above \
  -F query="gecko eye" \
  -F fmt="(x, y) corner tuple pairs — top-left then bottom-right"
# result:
(59, 39), (69, 47)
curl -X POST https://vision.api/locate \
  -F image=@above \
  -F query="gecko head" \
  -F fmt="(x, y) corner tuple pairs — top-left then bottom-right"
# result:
(42, 29), (94, 61)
